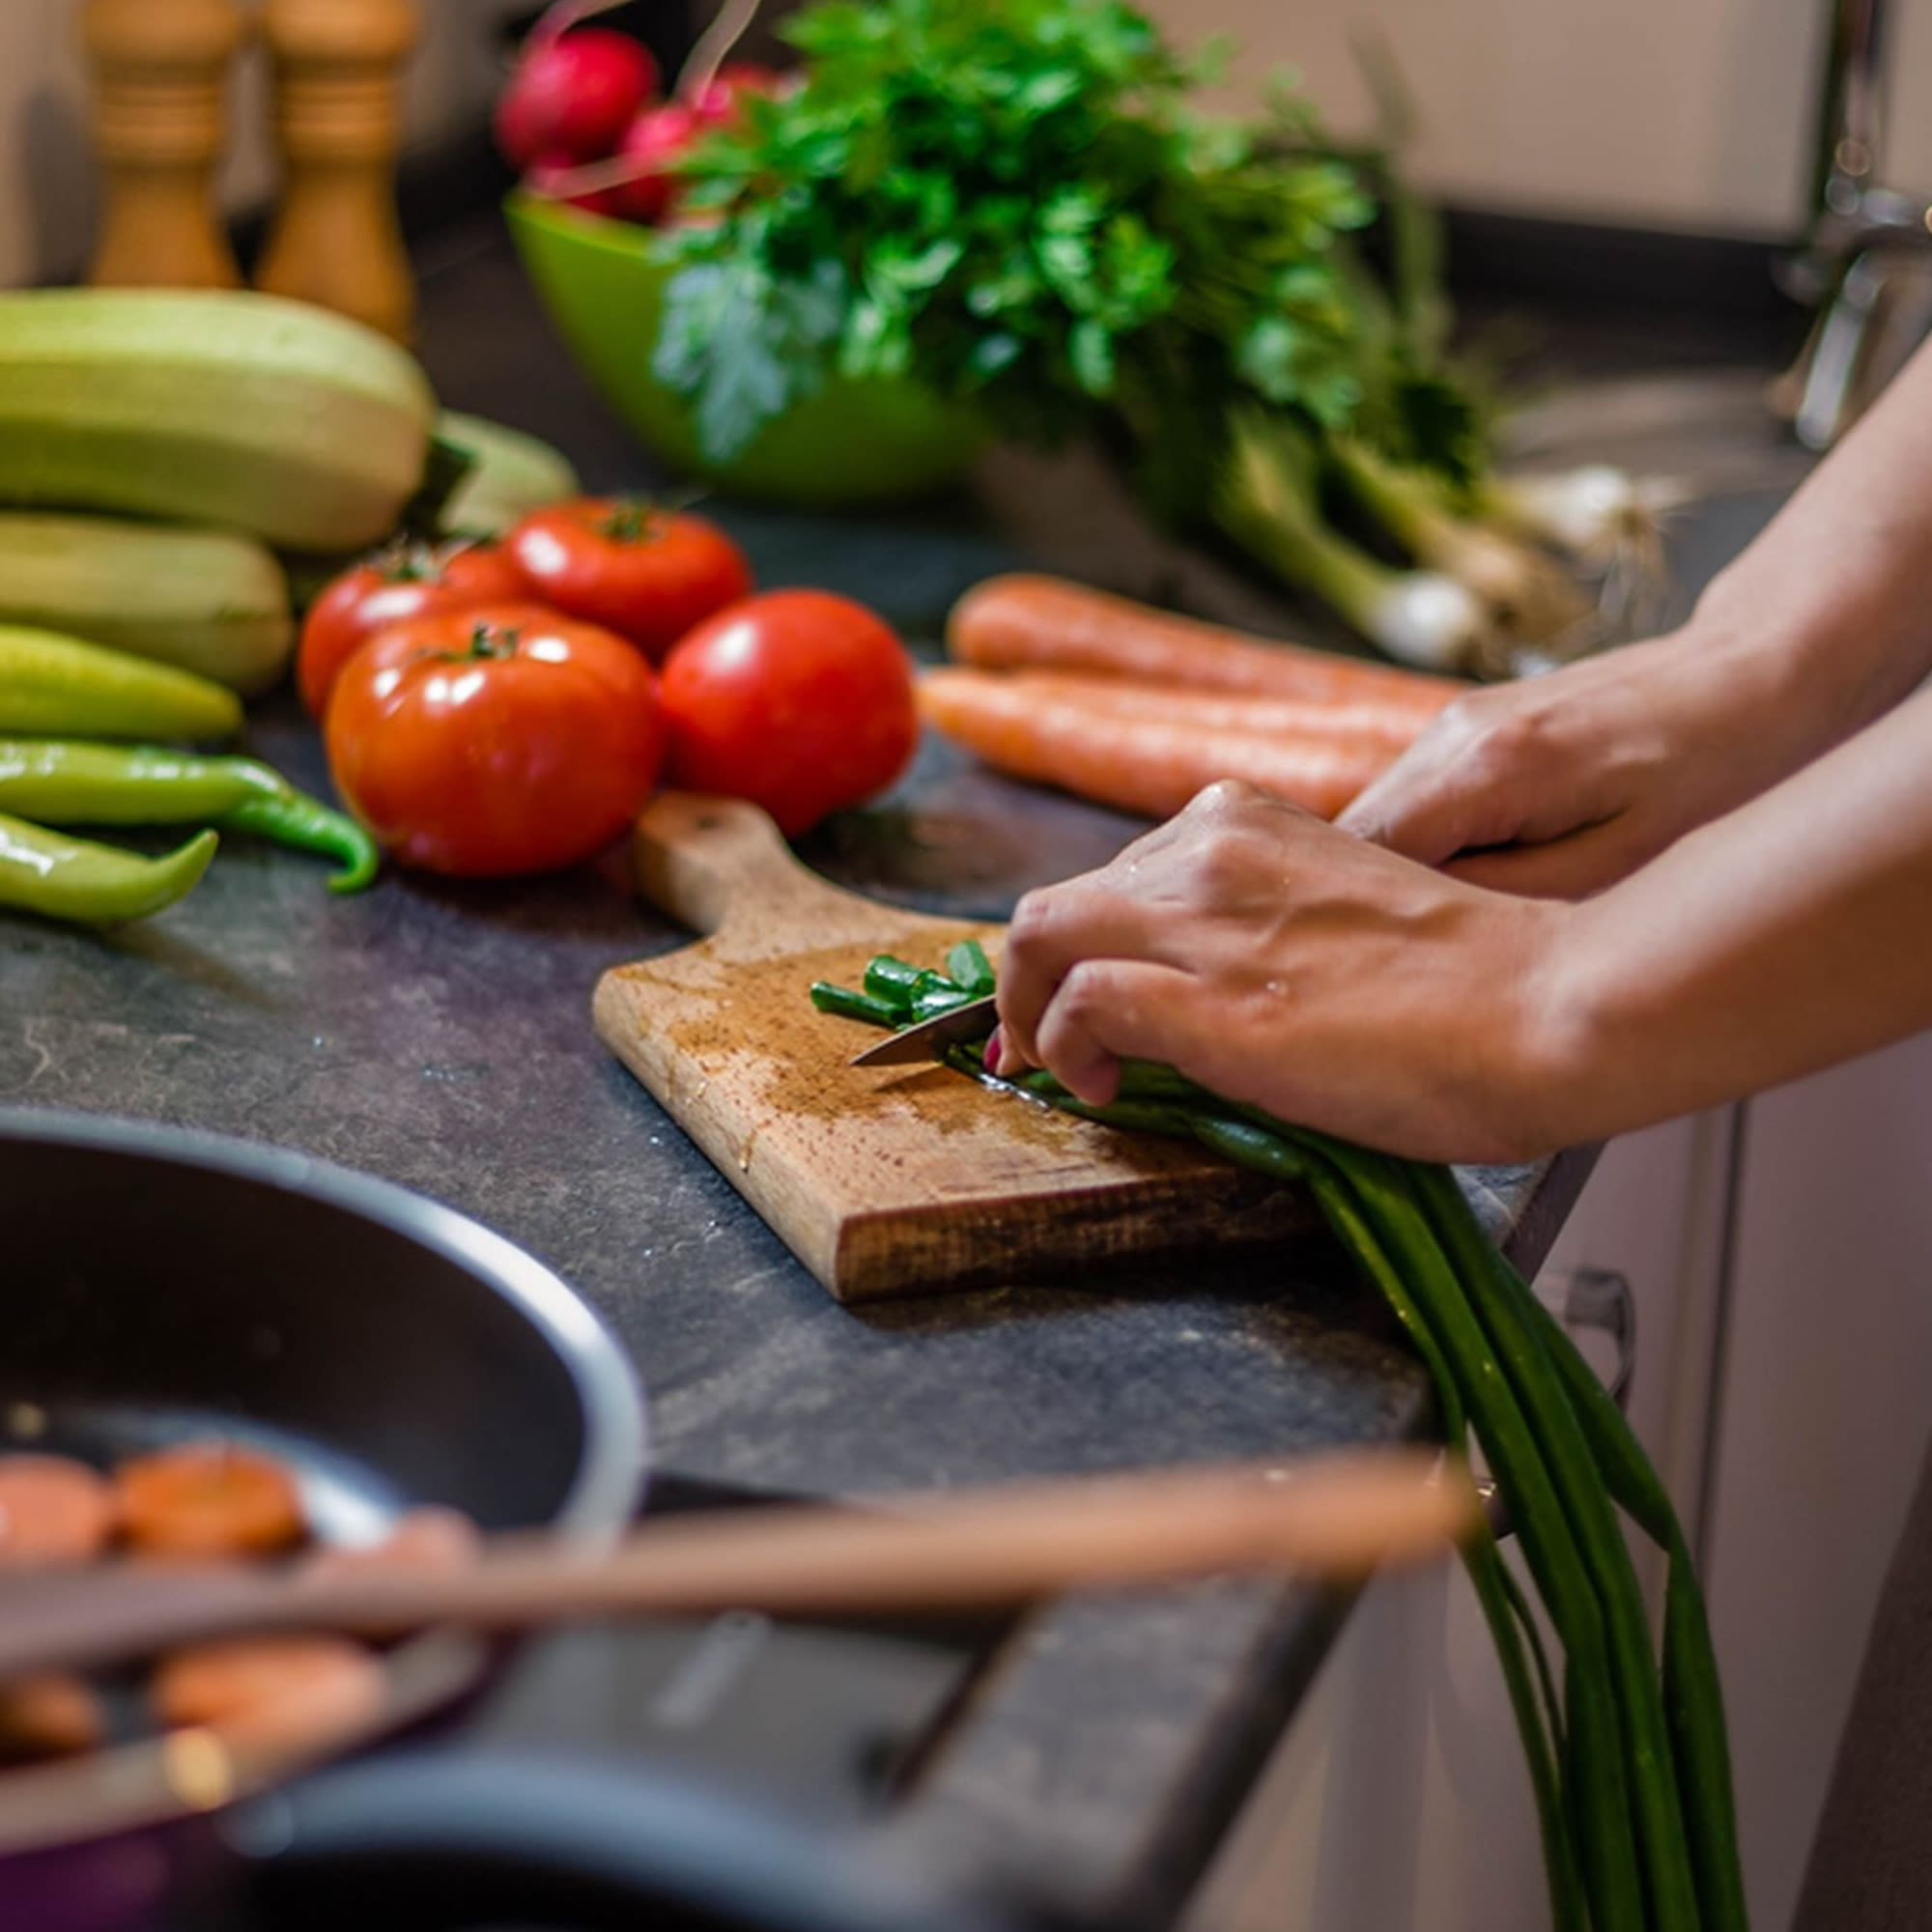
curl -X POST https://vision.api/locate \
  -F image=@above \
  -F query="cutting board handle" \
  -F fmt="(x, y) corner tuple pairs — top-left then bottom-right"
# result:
(632, 792), (855, 940)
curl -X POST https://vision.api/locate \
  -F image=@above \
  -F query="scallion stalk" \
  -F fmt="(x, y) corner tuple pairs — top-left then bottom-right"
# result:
(1328, 438), (1596, 662)
(815, 956), (1747, 1932)
(1213, 410), (1496, 674)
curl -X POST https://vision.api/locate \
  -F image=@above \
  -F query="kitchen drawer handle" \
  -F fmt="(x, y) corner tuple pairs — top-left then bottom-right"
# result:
(1479, 1265), (1637, 1539)
(1548, 1264), (1637, 1410)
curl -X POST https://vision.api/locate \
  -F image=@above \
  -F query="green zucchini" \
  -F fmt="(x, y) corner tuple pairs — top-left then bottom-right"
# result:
(0, 289), (437, 553)
(437, 410), (581, 537)
(0, 513), (294, 696)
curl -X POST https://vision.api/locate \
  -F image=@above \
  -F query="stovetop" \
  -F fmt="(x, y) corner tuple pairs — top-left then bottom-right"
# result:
(455, 1474), (1014, 1827)
(162, 1474), (1018, 1930)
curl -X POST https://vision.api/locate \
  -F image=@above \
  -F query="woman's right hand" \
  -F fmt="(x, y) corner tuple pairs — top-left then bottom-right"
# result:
(1336, 619), (1841, 897)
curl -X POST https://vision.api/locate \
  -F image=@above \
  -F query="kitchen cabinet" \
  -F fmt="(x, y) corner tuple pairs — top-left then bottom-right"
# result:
(1190, 1038), (1932, 1932)
(1702, 1033), (1932, 1932)
(1183, 1111), (1738, 1931)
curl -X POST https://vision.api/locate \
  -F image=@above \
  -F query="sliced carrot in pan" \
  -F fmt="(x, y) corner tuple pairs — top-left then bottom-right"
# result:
(0, 1455), (117, 1566)
(0, 1673), (107, 1763)
(115, 1443), (307, 1559)
(152, 1635), (385, 1750)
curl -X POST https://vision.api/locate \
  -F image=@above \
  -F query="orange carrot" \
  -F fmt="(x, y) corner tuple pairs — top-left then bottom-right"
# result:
(0, 1456), (118, 1566)
(948, 574), (1468, 720)
(115, 1443), (307, 1560)
(919, 668), (1395, 821)
(0, 1674), (106, 1762)
(152, 1634), (385, 1748)
(297, 1505), (481, 1582)
(978, 670), (1431, 752)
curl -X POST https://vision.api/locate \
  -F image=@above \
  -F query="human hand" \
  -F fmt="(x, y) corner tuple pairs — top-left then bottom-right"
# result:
(1337, 624), (1829, 897)
(991, 781), (1577, 1163)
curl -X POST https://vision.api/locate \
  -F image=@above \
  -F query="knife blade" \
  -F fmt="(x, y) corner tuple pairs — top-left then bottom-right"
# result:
(849, 994), (1001, 1067)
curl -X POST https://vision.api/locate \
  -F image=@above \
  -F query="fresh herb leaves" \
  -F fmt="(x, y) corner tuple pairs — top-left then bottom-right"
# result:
(650, 0), (1440, 474)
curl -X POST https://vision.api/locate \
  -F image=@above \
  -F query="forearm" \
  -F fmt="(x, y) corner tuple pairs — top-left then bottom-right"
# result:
(1689, 336), (1932, 738)
(1545, 682), (1932, 1141)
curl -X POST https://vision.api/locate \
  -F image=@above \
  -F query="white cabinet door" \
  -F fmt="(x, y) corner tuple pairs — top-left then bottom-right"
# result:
(1703, 1034), (1932, 1932)
(1187, 1115), (1734, 1931)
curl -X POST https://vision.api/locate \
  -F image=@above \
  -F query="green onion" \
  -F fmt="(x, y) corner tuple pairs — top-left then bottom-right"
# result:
(1214, 411), (1495, 673)
(946, 938), (997, 997)
(1328, 438), (1596, 662)
(812, 955), (1747, 1930)
(808, 981), (901, 1028)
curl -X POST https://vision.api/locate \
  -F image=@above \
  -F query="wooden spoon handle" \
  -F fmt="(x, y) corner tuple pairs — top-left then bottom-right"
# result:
(296, 1448), (1479, 1631)
(0, 1451), (1477, 1682)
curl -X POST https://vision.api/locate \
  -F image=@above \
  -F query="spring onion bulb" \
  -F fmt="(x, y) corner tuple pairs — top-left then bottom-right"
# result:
(1214, 412), (1498, 673)
(1475, 465), (1674, 562)
(1329, 440), (1596, 660)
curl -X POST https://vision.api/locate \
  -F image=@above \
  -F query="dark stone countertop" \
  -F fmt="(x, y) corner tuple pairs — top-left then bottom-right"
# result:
(4, 211), (1793, 1928)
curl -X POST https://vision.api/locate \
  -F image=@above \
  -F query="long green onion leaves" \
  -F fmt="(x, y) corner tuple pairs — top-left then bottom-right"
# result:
(812, 952), (1746, 1931)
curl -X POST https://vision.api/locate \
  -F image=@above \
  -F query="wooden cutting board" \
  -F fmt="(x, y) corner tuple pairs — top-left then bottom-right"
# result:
(592, 793), (1308, 1302)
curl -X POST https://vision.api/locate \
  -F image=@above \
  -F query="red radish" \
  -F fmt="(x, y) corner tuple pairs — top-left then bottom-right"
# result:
(689, 62), (781, 126)
(611, 101), (702, 223)
(526, 154), (625, 218)
(495, 27), (659, 170)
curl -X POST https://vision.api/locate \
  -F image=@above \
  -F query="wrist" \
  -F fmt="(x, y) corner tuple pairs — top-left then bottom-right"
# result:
(1690, 552), (1930, 747)
(1477, 895), (1616, 1158)
(1523, 875), (1717, 1149)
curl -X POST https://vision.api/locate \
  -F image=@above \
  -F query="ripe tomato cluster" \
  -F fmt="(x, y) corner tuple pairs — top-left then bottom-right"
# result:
(304, 499), (920, 878)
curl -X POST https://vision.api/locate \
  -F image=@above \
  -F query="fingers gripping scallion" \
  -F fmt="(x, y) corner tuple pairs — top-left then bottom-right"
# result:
(819, 952), (1746, 1932)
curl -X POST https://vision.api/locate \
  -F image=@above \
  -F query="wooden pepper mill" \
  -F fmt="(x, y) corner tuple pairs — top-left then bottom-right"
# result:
(81, 0), (246, 290)
(254, 0), (420, 344)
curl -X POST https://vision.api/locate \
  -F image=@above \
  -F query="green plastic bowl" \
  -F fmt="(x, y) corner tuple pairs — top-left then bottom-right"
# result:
(504, 192), (985, 510)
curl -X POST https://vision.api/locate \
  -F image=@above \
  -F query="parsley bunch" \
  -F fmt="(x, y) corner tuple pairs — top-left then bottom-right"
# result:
(652, 0), (1411, 459)
(644, 0), (1600, 671)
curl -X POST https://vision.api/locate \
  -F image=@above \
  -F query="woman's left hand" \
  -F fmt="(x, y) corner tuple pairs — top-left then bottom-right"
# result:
(992, 781), (1579, 1164)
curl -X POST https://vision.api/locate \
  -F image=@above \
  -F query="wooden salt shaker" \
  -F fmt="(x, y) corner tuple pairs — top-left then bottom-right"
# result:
(254, 0), (420, 344)
(81, 0), (246, 290)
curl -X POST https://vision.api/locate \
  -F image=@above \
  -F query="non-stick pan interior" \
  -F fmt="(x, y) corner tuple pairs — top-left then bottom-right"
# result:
(0, 1109), (646, 1536)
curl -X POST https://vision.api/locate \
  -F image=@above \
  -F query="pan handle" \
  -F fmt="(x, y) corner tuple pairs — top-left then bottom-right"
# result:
(224, 1747), (1075, 1932)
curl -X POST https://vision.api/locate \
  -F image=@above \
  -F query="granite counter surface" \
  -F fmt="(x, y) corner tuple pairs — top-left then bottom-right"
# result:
(2, 212), (1796, 1927)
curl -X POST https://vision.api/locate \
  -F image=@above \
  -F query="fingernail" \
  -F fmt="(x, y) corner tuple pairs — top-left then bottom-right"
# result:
(982, 1025), (1005, 1070)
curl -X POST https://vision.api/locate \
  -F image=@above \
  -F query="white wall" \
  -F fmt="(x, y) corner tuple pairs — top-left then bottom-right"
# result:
(0, 0), (526, 288)
(12, 0), (1932, 275)
(1142, 0), (1932, 238)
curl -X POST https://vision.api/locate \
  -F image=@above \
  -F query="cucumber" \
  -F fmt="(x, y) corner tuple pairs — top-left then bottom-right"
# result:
(0, 290), (437, 553)
(0, 514), (294, 696)
(437, 410), (581, 536)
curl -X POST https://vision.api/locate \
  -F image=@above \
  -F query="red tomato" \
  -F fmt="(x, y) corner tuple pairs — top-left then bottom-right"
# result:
(298, 543), (529, 718)
(505, 499), (753, 662)
(324, 604), (666, 878)
(658, 590), (919, 837)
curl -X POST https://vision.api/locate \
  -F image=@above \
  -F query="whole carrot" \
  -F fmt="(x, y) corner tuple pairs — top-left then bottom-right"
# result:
(947, 575), (1468, 720)
(918, 667), (1395, 820)
(978, 669), (1432, 752)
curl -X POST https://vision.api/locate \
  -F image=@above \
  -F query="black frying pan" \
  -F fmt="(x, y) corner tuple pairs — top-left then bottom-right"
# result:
(0, 1114), (1086, 1932)
(0, 1106), (646, 1929)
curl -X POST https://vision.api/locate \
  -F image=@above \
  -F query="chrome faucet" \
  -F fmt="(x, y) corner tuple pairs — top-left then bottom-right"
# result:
(1774, 0), (1932, 447)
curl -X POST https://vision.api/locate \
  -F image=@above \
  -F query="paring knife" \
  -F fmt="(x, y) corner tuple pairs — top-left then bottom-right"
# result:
(850, 993), (1000, 1066)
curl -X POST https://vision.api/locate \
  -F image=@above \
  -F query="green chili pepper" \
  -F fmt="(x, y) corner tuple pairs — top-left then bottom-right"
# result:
(218, 793), (380, 895)
(0, 627), (242, 744)
(0, 740), (276, 820)
(0, 811), (216, 924)
(0, 741), (380, 895)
